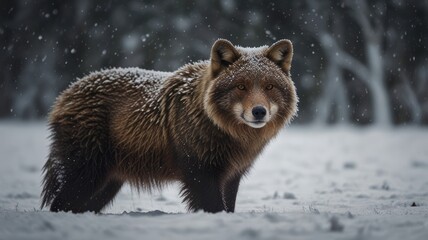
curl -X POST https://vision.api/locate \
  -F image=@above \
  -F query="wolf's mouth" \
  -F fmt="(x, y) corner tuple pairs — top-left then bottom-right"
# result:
(249, 120), (265, 124)
(240, 116), (267, 128)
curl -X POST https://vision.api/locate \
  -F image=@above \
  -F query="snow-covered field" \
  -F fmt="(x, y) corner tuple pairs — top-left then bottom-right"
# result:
(1, 122), (427, 240)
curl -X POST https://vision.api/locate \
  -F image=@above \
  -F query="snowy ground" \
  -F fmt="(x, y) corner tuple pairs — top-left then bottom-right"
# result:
(1, 122), (428, 240)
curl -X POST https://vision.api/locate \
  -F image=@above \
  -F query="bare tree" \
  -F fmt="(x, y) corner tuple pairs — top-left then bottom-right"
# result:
(339, 0), (391, 126)
(383, 11), (422, 125)
(305, 0), (395, 126)
(401, 72), (422, 124)
(304, 0), (350, 125)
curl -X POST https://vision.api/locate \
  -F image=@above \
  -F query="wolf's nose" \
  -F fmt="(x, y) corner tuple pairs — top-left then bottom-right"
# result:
(252, 106), (267, 120)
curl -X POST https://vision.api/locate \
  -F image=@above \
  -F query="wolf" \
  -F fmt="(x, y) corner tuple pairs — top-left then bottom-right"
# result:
(41, 39), (298, 213)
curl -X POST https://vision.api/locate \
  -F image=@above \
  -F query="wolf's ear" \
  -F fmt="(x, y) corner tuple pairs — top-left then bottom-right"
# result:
(265, 39), (293, 74)
(210, 39), (240, 77)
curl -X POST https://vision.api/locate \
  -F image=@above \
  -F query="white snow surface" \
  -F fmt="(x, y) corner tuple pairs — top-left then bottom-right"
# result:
(1, 122), (428, 240)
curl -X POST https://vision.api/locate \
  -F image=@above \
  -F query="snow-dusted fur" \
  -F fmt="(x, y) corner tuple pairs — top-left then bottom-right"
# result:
(41, 39), (298, 213)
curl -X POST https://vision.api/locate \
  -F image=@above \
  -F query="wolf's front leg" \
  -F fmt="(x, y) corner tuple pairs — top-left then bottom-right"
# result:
(180, 166), (226, 213)
(223, 174), (242, 213)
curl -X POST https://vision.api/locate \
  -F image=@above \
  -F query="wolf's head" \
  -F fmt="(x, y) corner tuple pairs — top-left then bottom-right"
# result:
(203, 39), (298, 139)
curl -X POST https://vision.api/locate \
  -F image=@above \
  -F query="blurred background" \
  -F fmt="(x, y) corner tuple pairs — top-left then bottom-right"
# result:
(1, 0), (427, 126)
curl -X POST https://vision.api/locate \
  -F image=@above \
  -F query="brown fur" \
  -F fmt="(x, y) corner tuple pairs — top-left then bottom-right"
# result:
(41, 39), (298, 213)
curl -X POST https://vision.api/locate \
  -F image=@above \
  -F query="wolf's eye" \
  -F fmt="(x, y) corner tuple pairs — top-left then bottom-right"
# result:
(266, 84), (274, 90)
(237, 84), (245, 90)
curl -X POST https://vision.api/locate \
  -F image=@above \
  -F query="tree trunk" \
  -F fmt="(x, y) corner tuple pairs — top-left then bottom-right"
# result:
(315, 58), (349, 125)
(366, 43), (391, 127)
(315, 34), (350, 125)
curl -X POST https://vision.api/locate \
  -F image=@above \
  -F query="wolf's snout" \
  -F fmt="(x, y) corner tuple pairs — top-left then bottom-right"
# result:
(252, 106), (267, 120)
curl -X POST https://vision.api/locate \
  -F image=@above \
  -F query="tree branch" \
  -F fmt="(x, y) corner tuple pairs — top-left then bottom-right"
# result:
(319, 33), (370, 83)
(347, 0), (380, 41)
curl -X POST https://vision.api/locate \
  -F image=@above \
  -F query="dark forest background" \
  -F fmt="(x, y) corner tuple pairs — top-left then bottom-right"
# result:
(1, 0), (427, 126)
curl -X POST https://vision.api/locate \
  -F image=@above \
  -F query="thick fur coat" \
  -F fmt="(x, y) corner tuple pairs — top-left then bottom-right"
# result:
(41, 39), (298, 213)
